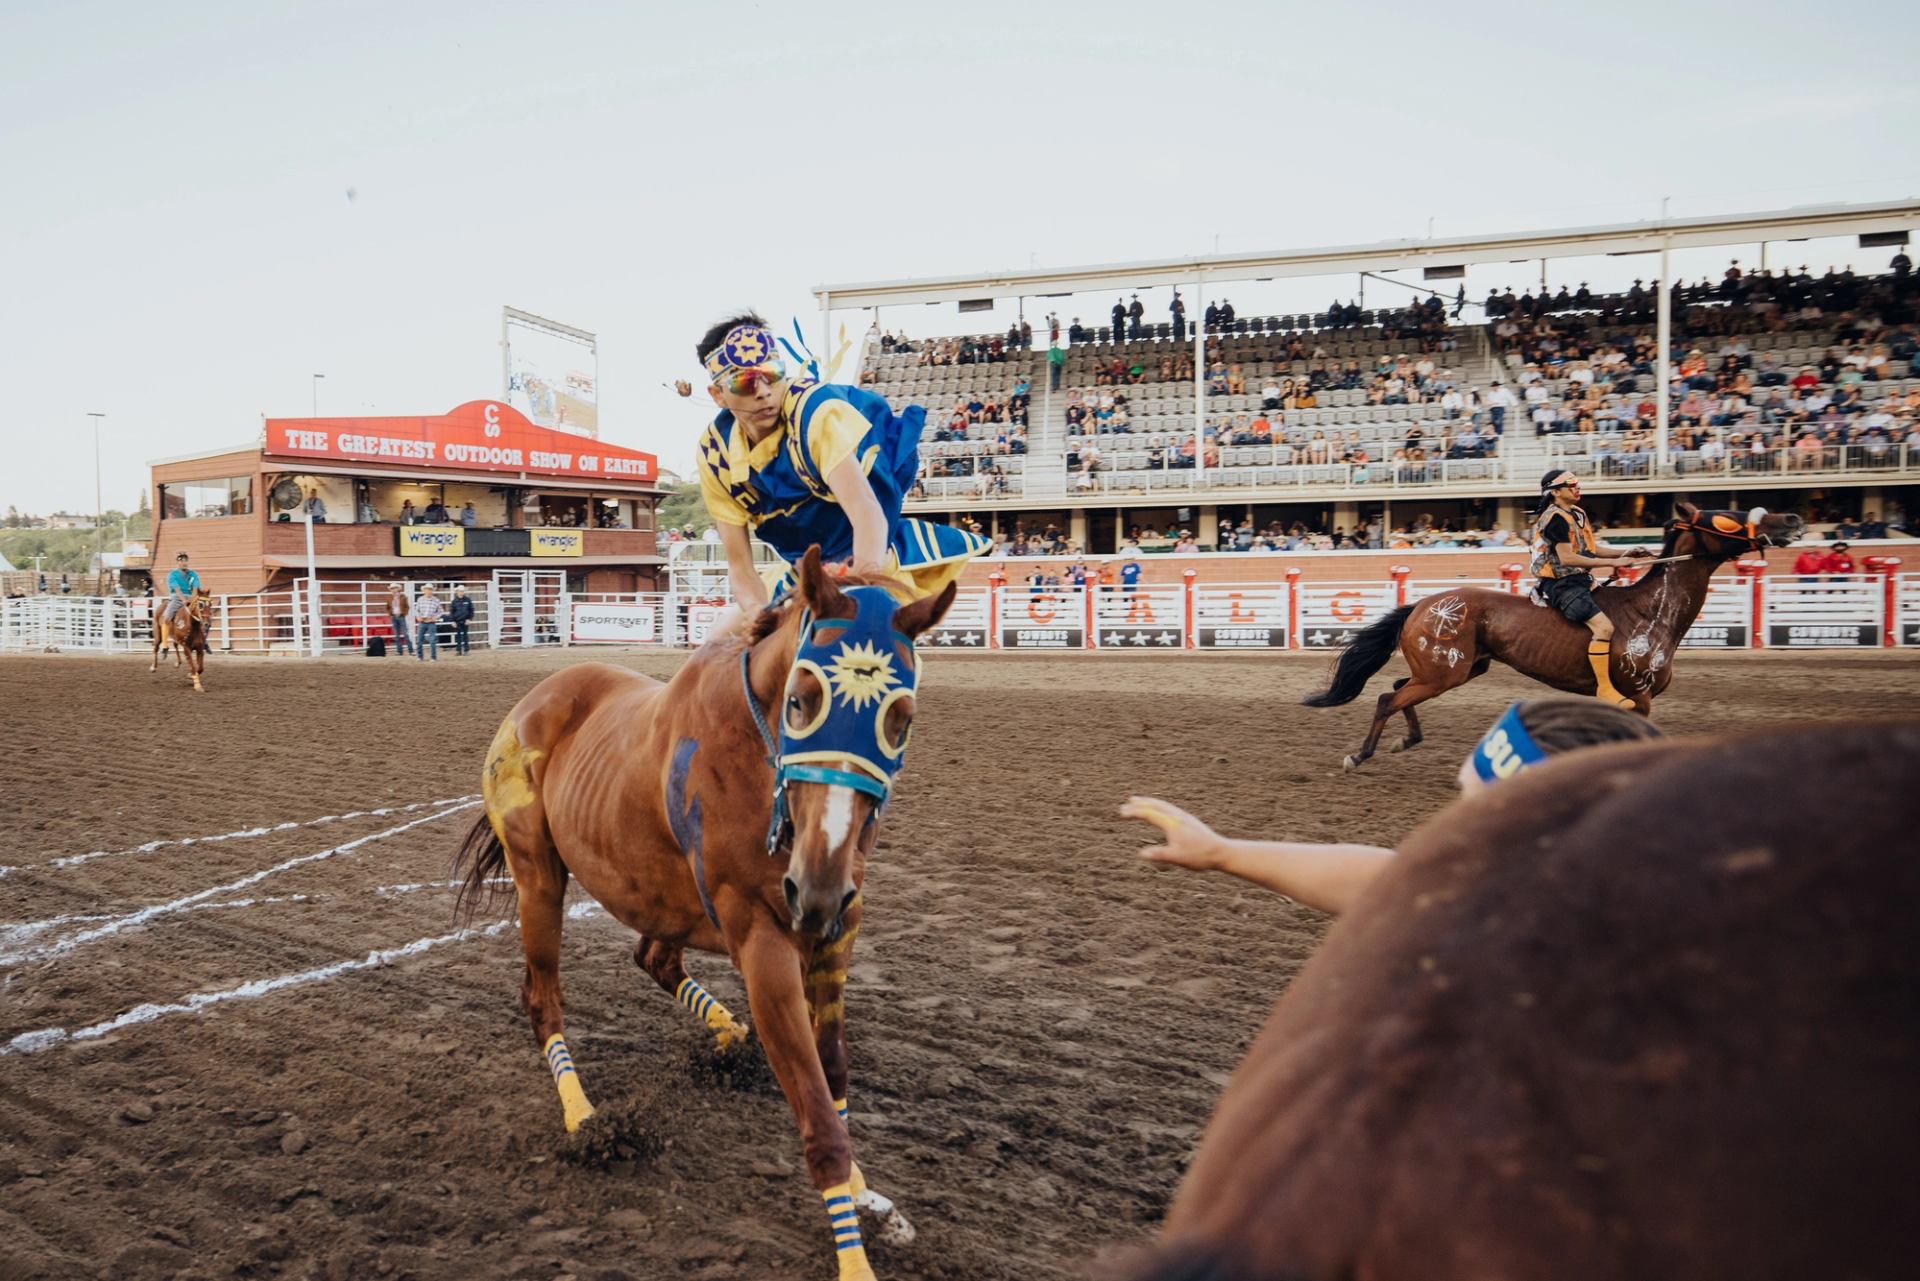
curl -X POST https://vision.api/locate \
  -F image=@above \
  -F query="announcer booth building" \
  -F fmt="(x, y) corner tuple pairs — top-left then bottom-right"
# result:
(148, 400), (665, 597)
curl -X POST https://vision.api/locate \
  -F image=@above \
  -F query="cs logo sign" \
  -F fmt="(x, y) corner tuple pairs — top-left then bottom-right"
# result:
(484, 403), (502, 438)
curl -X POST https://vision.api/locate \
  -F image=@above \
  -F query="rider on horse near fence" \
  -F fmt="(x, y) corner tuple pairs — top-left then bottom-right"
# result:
(160, 553), (201, 630)
(695, 313), (990, 610)
(1529, 469), (1656, 708)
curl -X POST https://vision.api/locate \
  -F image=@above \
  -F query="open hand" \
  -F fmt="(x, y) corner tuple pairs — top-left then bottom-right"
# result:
(1120, 796), (1227, 872)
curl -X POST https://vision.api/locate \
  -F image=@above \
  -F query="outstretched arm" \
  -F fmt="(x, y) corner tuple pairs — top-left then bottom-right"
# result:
(1121, 797), (1395, 916)
(824, 455), (889, 577)
(716, 522), (769, 615)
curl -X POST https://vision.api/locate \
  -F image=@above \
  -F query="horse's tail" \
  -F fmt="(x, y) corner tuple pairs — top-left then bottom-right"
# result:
(1300, 604), (1415, 708)
(451, 812), (514, 924)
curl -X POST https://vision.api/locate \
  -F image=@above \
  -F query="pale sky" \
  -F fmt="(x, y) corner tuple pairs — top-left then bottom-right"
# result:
(3, 0), (1914, 517)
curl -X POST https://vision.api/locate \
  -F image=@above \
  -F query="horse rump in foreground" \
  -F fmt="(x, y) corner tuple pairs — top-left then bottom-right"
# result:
(453, 548), (951, 1281)
(1304, 503), (1803, 767)
(149, 587), (212, 692)
(1122, 719), (1919, 1281)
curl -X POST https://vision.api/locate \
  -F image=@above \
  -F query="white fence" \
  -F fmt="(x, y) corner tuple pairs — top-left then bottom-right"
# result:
(1194, 584), (1289, 649)
(923, 588), (992, 649)
(1762, 575), (1883, 649)
(1091, 584), (1185, 649)
(7, 570), (1918, 654)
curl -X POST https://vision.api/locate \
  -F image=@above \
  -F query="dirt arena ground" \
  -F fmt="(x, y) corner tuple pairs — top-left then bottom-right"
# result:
(4, 645), (1918, 1280)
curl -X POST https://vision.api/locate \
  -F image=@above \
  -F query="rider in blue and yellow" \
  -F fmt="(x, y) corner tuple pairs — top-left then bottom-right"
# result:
(696, 313), (989, 610)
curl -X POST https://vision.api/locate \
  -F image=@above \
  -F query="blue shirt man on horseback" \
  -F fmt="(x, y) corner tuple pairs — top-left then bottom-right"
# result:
(695, 313), (988, 613)
(1529, 469), (1653, 708)
(162, 553), (202, 627)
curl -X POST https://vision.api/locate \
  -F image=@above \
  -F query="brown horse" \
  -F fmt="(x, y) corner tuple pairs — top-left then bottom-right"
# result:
(1123, 720), (1920, 1281)
(453, 548), (952, 1281)
(149, 587), (212, 693)
(1304, 502), (1803, 767)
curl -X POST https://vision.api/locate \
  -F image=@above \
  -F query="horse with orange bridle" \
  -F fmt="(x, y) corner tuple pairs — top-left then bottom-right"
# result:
(149, 587), (212, 693)
(1304, 503), (1804, 767)
(453, 548), (952, 1281)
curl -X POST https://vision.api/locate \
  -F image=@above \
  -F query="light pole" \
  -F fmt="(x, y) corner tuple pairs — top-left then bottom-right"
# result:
(87, 412), (105, 589)
(312, 373), (326, 417)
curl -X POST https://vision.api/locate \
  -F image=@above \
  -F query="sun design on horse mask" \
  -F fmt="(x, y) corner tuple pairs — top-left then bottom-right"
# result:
(824, 640), (900, 710)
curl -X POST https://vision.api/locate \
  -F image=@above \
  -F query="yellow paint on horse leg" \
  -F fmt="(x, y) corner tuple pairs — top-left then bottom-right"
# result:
(542, 1033), (594, 1132)
(822, 1182), (874, 1281)
(482, 716), (546, 819)
(675, 977), (751, 1050)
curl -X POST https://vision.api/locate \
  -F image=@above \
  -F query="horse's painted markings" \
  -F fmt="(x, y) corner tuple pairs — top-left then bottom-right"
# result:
(1427, 594), (1465, 638)
(483, 718), (544, 818)
(666, 738), (720, 930)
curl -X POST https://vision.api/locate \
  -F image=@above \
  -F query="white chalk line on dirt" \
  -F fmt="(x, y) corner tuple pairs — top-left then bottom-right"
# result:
(0, 896), (316, 951)
(24, 793), (483, 872)
(0, 801), (480, 971)
(2, 900), (608, 1058)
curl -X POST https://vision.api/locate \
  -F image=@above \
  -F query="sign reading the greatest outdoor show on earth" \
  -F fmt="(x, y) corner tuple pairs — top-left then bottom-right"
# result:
(266, 400), (656, 482)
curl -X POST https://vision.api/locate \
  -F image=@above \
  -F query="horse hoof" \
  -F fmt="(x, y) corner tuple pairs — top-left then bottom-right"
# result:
(1390, 737), (1420, 754)
(856, 1189), (916, 1247)
(1342, 754), (1362, 771)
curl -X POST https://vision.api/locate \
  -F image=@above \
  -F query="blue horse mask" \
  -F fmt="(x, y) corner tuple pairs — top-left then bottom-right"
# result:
(743, 584), (920, 853)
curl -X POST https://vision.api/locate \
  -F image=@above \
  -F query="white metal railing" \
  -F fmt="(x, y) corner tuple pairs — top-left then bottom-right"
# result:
(1762, 574), (1884, 648)
(1296, 581), (1398, 649)
(1091, 584), (1184, 649)
(996, 585), (1088, 649)
(1193, 584), (1289, 649)
(922, 587), (992, 649)
(7, 569), (1917, 654)
(1898, 573), (1920, 648)
(905, 441), (1918, 505)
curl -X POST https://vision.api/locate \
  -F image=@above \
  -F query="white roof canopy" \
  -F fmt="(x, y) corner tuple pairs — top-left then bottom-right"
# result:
(814, 200), (1920, 310)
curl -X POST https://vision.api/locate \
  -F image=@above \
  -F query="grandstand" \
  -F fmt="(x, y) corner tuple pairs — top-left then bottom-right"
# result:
(819, 202), (1920, 554)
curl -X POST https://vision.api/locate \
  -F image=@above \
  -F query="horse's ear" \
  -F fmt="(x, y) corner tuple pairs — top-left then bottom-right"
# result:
(796, 546), (849, 618)
(1673, 499), (1699, 522)
(893, 581), (958, 640)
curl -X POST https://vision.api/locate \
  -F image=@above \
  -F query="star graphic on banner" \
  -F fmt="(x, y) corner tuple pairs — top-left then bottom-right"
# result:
(1309, 630), (1330, 646)
(1104, 631), (1123, 645)
(1130, 632), (1149, 645)
(960, 632), (979, 645)
(1154, 632), (1177, 646)
(934, 632), (955, 645)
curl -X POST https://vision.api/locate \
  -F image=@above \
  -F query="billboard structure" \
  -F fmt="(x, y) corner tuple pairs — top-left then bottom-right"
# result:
(502, 307), (598, 438)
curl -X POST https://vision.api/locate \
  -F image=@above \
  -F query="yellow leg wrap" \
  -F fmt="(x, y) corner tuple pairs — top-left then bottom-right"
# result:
(542, 1033), (595, 1133)
(1587, 639), (1635, 708)
(676, 977), (750, 1049)
(848, 1158), (867, 1197)
(823, 1182), (874, 1281)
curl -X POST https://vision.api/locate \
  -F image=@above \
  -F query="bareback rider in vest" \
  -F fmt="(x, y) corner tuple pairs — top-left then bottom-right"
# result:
(1529, 469), (1654, 708)
(161, 552), (202, 630)
(696, 313), (989, 611)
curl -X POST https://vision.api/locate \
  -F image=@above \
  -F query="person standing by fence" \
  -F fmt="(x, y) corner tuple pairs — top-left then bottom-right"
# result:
(386, 583), (411, 655)
(413, 585), (444, 661)
(448, 585), (474, 655)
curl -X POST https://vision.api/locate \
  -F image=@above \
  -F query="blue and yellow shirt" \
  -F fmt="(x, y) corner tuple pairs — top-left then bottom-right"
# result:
(699, 379), (987, 596)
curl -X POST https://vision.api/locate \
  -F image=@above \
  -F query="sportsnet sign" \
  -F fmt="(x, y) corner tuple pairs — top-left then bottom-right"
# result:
(266, 401), (656, 482)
